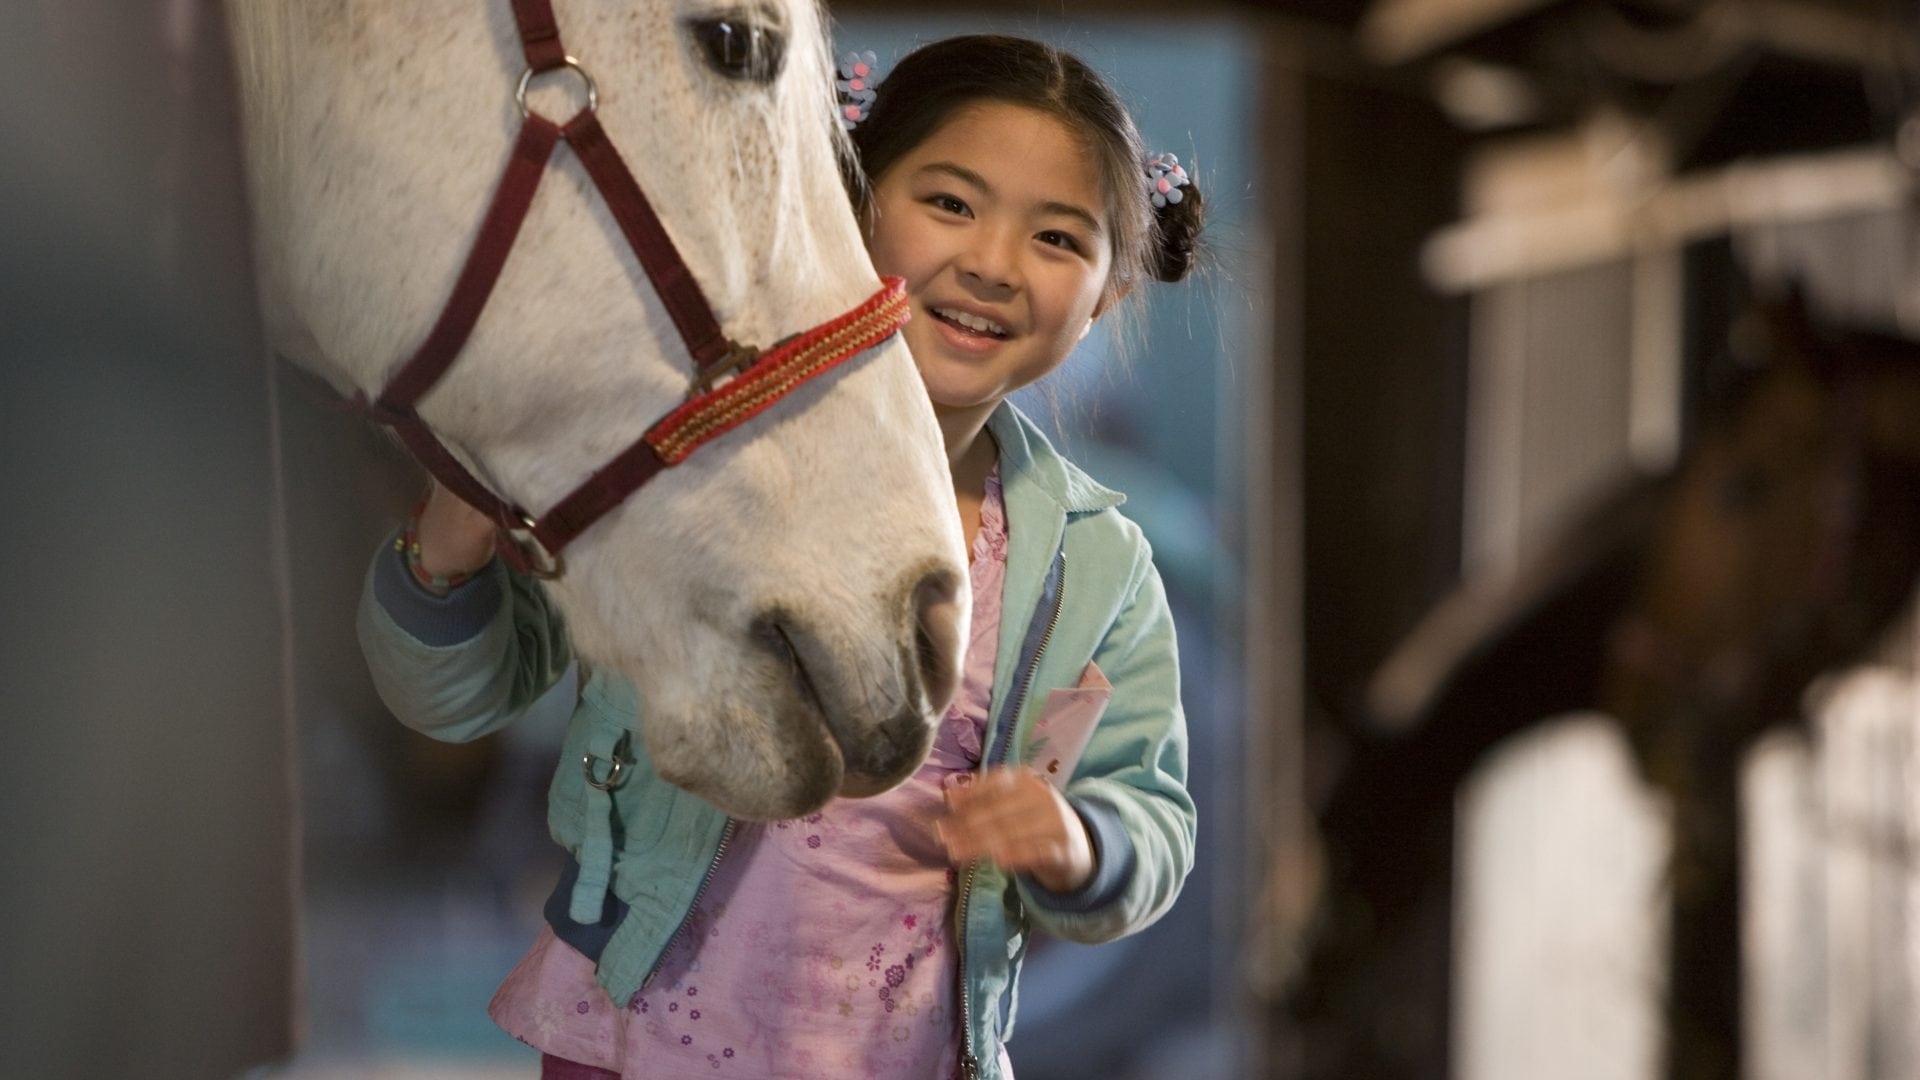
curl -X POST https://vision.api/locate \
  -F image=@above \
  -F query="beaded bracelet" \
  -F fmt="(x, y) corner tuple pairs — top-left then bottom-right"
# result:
(397, 502), (487, 594)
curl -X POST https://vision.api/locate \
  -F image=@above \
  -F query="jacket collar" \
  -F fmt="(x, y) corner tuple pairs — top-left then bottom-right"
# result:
(986, 401), (1126, 514)
(981, 402), (1123, 720)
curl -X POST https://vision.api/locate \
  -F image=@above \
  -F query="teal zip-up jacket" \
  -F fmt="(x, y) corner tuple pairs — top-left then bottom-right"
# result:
(357, 401), (1195, 1079)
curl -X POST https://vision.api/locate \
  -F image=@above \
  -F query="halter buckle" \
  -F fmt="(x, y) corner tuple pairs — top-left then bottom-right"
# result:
(689, 340), (762, 397)
(500, 511), (567, 580)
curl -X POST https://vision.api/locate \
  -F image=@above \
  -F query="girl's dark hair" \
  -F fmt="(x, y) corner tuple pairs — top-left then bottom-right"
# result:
(845, 34), (1204, 287)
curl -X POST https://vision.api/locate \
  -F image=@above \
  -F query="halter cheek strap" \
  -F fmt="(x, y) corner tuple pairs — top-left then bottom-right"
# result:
(354, 0), (908, 577)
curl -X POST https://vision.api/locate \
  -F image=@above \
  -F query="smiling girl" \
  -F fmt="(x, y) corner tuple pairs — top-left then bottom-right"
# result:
(360, 33), (1202, 1080)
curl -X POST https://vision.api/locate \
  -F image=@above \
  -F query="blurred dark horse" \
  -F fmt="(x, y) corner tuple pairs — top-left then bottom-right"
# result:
(1294, 295), (1920, 1080)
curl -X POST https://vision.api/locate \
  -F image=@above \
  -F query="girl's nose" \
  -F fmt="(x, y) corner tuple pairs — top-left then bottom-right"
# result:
(956, 228), (1020, 293)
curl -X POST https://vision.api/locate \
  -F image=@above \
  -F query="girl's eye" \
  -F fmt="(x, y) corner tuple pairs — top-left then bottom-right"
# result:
(1036, 230), (1082, 253)
(928, 194), (971, 217)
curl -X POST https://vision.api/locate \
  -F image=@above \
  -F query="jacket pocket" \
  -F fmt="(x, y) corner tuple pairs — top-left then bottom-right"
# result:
(1028, 661), (1111, 788)
(554, 688), (671, 863)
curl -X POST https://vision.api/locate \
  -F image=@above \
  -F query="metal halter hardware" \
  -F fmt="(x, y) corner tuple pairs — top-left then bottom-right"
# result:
(352, 0), (909, 579)
(582, 750), (627, 791)
(516, 56), (597, 119)
(688, 340), (763, 396)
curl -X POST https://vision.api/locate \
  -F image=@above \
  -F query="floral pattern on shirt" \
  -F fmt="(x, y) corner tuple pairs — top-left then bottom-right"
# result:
(490, 465), (1011, 1079)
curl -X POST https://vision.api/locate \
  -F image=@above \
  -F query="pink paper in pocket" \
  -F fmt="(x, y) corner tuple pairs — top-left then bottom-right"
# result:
(1028, 662), (1112, 790)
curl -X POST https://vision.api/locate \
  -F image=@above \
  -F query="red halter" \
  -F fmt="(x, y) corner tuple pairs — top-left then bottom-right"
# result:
(355, 0), (908, 577)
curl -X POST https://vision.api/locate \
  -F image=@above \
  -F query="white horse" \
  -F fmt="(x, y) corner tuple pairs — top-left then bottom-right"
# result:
(224, 0), (966, 820)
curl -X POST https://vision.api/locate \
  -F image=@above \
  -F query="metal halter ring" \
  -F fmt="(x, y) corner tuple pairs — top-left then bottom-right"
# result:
(583, 750), (627, 791)
(516, 56), (598, 121)
(505, 511), (566, 580)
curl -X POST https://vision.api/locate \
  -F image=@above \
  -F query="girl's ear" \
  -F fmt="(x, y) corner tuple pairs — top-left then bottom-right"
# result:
(1080, 281), (1132, 340)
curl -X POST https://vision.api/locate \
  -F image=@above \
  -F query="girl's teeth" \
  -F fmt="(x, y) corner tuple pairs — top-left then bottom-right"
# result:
(934, 307), (1006, 336)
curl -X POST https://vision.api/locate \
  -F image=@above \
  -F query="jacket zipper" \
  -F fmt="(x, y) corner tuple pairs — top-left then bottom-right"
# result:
(958, 551), (1066, 1079)
(640, 817), (735, 992)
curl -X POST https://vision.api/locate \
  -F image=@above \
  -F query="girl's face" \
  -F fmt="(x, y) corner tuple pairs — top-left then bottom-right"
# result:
(864, 102), (1117, 420)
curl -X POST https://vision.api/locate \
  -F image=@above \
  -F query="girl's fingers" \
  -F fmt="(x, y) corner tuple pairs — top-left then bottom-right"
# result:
(941, 814), (1053, 857)
(937, 767), (1093, 890)
(943, 766), (1046, 814)
(978, 831), (1093, 892)
(943, 766), (1022, 804)
(981, 836), (1069, 872)
(942, 786), (1051, 845)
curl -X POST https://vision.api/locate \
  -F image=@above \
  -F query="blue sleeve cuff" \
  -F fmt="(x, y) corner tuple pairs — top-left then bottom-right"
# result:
(369, 528), (504, 646)
(1025, 794), (1136, 914)
(544, 854), (628, 964)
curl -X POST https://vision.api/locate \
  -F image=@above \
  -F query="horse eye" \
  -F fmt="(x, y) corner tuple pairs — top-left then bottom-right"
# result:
(690, 19), (785, 84)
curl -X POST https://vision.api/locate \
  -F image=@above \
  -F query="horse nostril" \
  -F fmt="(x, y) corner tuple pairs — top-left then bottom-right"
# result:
(911, 569), (964, 716)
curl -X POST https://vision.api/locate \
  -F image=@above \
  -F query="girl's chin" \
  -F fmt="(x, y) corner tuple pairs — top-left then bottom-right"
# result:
(920, 379), (1005, 417)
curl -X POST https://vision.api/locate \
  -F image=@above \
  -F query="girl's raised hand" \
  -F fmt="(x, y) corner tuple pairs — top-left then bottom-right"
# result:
(938, 767), (1095, 894)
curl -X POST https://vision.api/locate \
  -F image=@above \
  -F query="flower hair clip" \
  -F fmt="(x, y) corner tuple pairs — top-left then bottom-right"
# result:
(1145, 152), (1189, 208)
(837, 50), (879, 130)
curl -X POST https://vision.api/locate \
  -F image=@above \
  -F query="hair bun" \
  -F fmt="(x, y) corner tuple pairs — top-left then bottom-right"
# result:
(1150, 176), (1204, 283)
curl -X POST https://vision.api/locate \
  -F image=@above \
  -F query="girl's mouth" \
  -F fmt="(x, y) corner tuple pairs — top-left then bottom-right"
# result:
(930, 306), (1009, 340)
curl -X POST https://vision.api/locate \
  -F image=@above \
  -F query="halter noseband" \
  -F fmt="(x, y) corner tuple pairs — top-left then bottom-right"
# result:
(354, 0), (908, 578)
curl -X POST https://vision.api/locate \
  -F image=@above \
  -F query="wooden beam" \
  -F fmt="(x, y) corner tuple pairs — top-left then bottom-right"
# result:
(1423, 146), (1912, 292)
(1358, 0), (1566, 64)
(1359, 0), (1920, 70)
(828, 0), (1240, 13)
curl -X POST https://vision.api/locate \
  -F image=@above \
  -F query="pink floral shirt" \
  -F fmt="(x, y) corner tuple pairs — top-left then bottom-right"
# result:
(490, 467), (1012, 1079)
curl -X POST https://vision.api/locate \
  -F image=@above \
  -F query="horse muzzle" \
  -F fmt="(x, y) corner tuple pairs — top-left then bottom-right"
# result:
(756, 562), (964, 799)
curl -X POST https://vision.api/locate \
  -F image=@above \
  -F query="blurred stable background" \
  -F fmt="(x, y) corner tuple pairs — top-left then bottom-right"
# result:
(6, 1), (1920, 1079)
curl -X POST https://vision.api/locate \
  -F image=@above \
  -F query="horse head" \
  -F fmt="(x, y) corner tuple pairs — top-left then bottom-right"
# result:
(1605, 295), (1920, 778)
(1298, 292), (1920, 1075)
(225, 0), (968, 819)
(1360, 291), (1920, 767)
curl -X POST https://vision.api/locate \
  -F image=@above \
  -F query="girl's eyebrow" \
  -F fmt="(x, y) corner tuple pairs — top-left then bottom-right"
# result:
(917, 161), (1105, 238)
(919, 161), (992, 190)
(1038, 199), (1105, 238)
